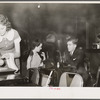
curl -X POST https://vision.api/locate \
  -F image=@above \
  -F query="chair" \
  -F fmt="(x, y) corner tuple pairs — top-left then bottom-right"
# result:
(41, 70), (53, 87)
(59, 72), (83, 87)
(39, 68), (55, 87)
(92, 66), (100, 87)
(84, 56), (100, 87)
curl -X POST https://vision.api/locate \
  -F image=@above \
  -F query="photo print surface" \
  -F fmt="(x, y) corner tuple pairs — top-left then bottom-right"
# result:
(0, 2), (99, 88)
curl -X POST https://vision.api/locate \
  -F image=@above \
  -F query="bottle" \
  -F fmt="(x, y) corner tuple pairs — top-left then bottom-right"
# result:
(57, 62), (60, 68)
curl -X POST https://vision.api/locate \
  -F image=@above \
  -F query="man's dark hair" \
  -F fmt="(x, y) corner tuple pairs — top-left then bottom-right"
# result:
(66, 36), (78, 45)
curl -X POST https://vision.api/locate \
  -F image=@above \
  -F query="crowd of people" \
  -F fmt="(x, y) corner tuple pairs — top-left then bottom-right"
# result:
(0, 14), (97, 87)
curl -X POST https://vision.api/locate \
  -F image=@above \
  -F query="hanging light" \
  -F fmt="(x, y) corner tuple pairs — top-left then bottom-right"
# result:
(38, 4), (40, 9)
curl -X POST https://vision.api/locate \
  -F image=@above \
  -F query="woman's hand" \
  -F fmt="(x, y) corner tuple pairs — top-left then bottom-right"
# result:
(1, 53), (10, 59)
(0, 59), (4, 66)
(41, 52), (46, 61)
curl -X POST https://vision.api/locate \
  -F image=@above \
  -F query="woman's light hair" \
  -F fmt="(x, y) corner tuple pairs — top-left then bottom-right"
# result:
(0, 14), (11, 31)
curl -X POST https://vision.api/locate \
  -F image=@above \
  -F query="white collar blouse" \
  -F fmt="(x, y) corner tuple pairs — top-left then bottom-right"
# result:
(0, 29), (14, 42)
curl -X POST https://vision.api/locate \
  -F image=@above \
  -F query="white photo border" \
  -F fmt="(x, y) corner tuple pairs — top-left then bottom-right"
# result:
(0, 1), (100, 99)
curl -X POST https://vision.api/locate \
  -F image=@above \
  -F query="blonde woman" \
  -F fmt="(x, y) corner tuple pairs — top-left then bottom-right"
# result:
(0, 14), (21, 73)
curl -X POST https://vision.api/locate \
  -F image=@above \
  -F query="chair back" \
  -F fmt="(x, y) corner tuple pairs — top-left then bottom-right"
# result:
(59, 72), (83, 87)
(41, 70), (53, 87)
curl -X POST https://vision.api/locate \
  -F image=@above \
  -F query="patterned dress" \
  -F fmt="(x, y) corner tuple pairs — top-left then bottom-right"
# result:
(0, 28), (21, 71)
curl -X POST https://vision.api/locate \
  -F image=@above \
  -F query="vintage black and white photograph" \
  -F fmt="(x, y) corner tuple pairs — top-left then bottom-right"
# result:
(0, 2), (100, 89)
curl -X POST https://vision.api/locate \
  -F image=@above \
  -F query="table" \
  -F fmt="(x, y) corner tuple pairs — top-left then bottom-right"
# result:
(0, 68), (29, 86)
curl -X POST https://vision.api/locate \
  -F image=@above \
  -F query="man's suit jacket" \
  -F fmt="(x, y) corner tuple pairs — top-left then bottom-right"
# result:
(62, 47), (85, 72)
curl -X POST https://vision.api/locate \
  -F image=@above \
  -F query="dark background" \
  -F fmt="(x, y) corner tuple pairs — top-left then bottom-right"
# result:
(0, 3), (100, 75)
(0, 3), (100, 48)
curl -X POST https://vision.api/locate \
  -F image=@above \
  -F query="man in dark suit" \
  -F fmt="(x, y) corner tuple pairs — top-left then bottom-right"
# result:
(62, 37), (89, 86)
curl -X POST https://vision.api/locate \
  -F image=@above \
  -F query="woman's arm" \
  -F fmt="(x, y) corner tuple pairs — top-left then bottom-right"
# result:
(14, 37), (21, 58)
(26, 56), (31, 70)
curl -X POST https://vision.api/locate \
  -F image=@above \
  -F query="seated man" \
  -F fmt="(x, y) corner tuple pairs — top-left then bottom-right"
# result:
(62, 36), (88, 86)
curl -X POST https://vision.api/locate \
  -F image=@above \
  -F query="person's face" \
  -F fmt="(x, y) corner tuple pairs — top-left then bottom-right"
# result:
(36, 43), (42, 52)
(67, 41), (76, 52)
(0, 24), (6, 36)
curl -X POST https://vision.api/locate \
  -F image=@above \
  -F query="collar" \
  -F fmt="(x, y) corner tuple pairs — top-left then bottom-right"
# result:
(0, 29), (14, 42)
